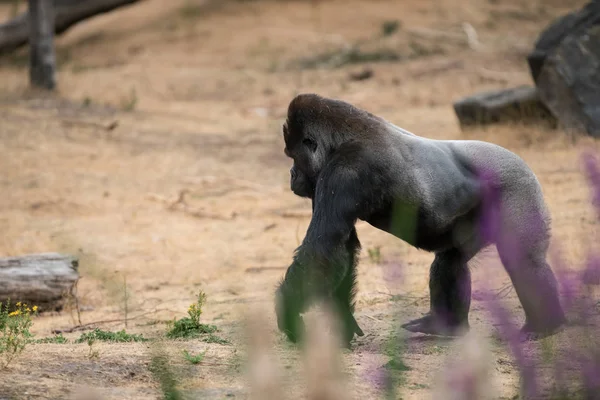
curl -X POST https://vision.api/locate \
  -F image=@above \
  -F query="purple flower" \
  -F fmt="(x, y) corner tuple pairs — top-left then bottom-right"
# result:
(550, 247), (579, 313)
(474, 166), (502, 245)
(380, 261), (404, 288)
(473, 164), (539, 398)
(580, 355), (600, 398)
(582, 253), (600, 285)
(582, 151), (600, 215)
(484, 290), (538, 398)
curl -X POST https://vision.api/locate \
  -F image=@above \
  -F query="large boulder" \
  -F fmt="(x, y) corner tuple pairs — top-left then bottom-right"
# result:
(527, 0), (600, 84)
(536, 24), (600, 137)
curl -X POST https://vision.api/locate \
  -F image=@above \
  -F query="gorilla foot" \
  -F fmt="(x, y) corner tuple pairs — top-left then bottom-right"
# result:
(280, 315), (305, 344)
(342, 314), (364, 348)
(401, 314), (468, 337)
(518, 320), (566, 342)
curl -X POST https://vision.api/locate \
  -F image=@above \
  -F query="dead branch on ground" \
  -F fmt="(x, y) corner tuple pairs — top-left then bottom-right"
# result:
(0, 0), (144, 54)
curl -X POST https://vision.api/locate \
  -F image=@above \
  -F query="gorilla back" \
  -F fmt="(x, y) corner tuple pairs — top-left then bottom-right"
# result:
(276, 93), (566, 347)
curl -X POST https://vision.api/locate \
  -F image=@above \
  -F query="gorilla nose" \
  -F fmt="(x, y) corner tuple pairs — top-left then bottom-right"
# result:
(290, 168), (297, 179)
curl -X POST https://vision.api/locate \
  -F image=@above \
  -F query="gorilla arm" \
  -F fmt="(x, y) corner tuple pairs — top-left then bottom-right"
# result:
(276, 163), (364, 343)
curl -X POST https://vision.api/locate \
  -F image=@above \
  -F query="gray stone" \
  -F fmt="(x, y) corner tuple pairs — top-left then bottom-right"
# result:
(537, 24), (600, 137)
(452, 85), (556, 128)
(528, 0), (600, 84)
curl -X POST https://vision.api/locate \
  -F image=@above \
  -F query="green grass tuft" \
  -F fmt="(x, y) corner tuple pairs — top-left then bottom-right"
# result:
(35, 334), (69, 344)
(75, 328), (148, 343)
(166, 318), (217, 339)
(183, 349), (206, 364)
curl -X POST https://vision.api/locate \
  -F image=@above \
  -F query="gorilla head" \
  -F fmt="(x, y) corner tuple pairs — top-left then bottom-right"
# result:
(282, 93), (380, 198)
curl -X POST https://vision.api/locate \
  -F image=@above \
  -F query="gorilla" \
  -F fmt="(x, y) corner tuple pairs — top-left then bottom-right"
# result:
(275, 93), (566, 347)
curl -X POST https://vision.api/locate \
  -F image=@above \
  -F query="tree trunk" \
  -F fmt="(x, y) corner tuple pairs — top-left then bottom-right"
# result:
(0, 0), (143, 54)
(28, 0), (56, 90)
(0, 253), (79, 312)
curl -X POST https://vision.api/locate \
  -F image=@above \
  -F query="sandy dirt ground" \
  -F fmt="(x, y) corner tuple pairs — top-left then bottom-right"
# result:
(0, 0), (599, 399)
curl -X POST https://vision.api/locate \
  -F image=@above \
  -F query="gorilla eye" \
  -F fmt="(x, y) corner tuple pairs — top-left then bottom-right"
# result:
(302, 138), (317, 152)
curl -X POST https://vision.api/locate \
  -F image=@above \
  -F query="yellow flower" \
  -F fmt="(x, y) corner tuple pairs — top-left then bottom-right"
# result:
(8, 310), (21, 317)
(32, 306), (38, 312)
(16, 302), (21, 307)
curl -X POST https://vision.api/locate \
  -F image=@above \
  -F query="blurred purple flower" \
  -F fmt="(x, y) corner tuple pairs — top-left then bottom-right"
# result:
(581, 151), (600, 287)
(582, 253), (600, 285)
(550, 247), (579, 313)
(475, 166), (502, 245)
(484, 289), (539, 398)
(363, 354), (393, 390)
(473, 164), (539, 398)
(380, 261), (404, 287)
(582, 151), (600, 215)
(579, 355), (600, 399)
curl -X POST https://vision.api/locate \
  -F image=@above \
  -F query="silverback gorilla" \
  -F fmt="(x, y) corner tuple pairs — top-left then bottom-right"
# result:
(275, 93), (566, 347)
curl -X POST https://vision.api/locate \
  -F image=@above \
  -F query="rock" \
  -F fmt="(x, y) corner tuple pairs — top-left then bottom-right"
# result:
(452, 85), (556, 127)
(536, 24), (600, 137)
(527, 0), (600, 84)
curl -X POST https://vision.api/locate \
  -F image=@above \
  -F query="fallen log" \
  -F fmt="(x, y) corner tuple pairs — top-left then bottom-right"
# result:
(0, 252), (79, 312)
(0, 0), (143, 54)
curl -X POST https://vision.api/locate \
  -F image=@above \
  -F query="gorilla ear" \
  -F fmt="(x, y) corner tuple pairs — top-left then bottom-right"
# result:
(282, 122), (289, 138)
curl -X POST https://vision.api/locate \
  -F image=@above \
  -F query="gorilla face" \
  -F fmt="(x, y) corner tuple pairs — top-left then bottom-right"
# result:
(289, 165), (313, 198)
(283, 121), (320, 198)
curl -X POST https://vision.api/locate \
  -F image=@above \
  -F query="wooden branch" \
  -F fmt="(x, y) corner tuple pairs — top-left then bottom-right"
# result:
(28, 0), (57, 90)
(0, 0), (143, 54)
(0, 252), (79, 312)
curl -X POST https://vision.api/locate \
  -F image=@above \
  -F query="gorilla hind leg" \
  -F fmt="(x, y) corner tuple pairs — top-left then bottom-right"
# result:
(496, 221), (566, 340)
(402, 248), (471, 336)
(486, 176), (567, 340)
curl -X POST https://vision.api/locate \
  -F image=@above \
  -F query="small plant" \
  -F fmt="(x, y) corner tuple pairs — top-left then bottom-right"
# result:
(183, 349), (206, 365)
(87, 337), (99, 360)
(35, 333), (69, 344)
(203, 334), (230, 345)
(75, 328), (148, 343)
(188, 291), (206, 326)
(0, 300), (38, 368)
(122, 274), (130, 327)
(166, 291), (229, 344)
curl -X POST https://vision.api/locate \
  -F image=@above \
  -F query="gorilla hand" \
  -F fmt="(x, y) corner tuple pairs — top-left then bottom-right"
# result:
(275, 282), (305, 343)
